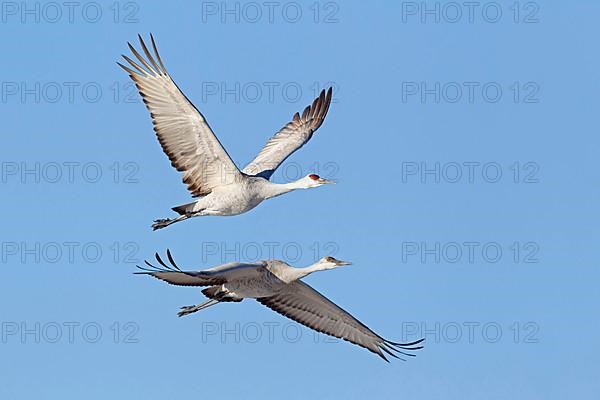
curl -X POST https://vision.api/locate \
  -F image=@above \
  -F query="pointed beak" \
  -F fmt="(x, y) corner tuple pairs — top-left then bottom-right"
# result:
(336, 260), (352, 266)
(318, 178), (336, 185)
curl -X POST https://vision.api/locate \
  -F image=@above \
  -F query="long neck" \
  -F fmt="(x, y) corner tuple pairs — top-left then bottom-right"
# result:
(284, 262), (327, 283)
(262, 179), (308, 199)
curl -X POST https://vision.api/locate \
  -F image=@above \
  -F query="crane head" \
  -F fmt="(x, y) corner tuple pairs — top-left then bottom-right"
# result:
(318, 256), (352, 269)
(305, 173), (336, 187)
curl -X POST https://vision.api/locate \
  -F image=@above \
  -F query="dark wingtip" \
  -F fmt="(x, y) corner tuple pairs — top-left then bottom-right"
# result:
(387, 338), (426, 347)
(376, 337), (425, 361)
(116, 61), (134, 75)
(381, 346), (404, 361)
(166, 248), (178, 270)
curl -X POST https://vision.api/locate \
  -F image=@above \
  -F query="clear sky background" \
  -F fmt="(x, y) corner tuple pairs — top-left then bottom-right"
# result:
(1, 1), (598, 398)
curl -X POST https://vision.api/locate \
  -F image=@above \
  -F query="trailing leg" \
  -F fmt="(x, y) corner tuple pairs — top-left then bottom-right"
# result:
(177, 298), (220, 317)
(151, 215), (189, 230)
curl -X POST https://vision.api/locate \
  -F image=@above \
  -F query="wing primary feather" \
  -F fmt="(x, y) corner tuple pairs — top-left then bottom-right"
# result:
(155, 252), (173, 271)
(311, 94), (320, 111)
(380, 346), (404, 361)
(314, 90), (325, 116)
(382, 342), (416, 358)
(166, 249), (182, 271)
(122, 54), (150, 76)
(150, 33), (167, 73)
(116, 61), (138, 76)
(301, 104), (310, 119)
(136, 252), (189, 274)
(135, 264), (155, 273)
(385, 338), (425, 349)
(137, 34), (161, 74)
(127, 41), (157, 75)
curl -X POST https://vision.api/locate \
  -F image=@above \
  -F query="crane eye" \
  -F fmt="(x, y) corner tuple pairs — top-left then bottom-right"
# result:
(325, 256), (334, 262)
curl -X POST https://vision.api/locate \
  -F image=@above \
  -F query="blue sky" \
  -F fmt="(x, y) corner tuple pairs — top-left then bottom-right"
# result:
(1, 1), (598, 398)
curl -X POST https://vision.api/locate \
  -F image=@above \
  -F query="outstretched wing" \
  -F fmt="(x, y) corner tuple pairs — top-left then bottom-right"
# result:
(242, 88), (333, 179)
(119, 34), (242, 197)
(135, 250), (225, 287)
(257, 281), (424, 361)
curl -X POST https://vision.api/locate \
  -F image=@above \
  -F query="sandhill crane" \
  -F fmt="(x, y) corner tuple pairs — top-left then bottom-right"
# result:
(136, 250), (425, 361)
(118, 35), (336, 230)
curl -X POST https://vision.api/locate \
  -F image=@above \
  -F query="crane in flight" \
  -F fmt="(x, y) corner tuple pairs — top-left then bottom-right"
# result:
(118, 35), (336, 230)
(136, 250), (425, 362)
